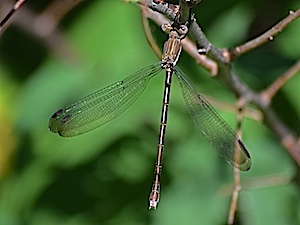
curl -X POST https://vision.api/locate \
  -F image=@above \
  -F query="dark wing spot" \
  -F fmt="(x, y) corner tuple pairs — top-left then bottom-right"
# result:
(61, 114), (72, 123)
(51, 109), (64, 118)
(238, 139), (251, 158)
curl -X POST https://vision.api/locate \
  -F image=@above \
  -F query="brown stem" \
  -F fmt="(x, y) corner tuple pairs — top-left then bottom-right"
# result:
(261, 60), (300, 103)
(140, 6), (162, 59)
(227, 168), (241, 225)
(229, 9), (300, 61)
(0, 0), (26, 30)
(0, 0), (82, 64)
(227, 98), (247, 225)
(219, 173), (291, 196)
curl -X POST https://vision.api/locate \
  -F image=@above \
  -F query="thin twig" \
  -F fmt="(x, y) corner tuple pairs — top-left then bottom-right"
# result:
(142, 0), (178, 19)
(219, 173), (292, 196)
(0, 0), (82, 64)
(140, 6), (162, 59)
(0, 0), (26, 30)
(227, 168), (241, 225)
(229, 9), (300, 61)
(42, 0), (83, 23)
(227, 98), (246, 225)
(203, 95), (263, 121)
(34, 0), (83, 37)
(261, 59), (300, 103)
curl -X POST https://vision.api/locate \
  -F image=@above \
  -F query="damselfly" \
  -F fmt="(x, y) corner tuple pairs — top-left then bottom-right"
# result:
(49, 23), (251, 209)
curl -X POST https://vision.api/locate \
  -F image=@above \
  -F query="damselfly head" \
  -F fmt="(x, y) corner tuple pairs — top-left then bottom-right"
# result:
(161, 23), (188, 40)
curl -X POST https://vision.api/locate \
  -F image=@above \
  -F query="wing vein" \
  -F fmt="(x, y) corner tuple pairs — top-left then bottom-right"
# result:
(49, 63), (162, 137)
(174, 66), (251, 170)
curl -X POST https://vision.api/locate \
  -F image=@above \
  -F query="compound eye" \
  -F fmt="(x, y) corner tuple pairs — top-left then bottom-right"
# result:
(161, 23), (172, 33)
(179, 25), (188, 36)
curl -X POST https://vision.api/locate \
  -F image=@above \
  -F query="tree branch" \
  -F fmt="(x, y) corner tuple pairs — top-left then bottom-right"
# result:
(0, 0), (26, 30)
(229, 9), (300, 61)
(140, 1), (300, 166)
(0, 0), (82, 64)
(261, 59), (300, 103)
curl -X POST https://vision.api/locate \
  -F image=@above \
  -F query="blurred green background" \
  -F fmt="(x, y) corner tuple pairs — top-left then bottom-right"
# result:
(0, 0), (299, 224)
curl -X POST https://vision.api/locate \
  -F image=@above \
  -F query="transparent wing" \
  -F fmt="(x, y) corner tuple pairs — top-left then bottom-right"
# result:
(49, 63), (162, 137)
(174, 66), (251, 171)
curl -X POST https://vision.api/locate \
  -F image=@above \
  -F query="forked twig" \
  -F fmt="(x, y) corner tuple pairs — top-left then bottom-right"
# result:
(140, 4), (218, 75)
